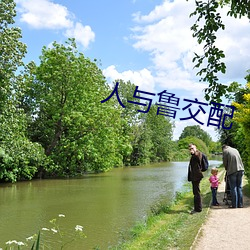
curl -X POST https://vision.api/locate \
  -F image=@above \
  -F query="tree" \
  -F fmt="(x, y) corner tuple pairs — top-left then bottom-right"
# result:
(190, 0), (250, 102)
(142, 104), (174, 162)
(230, 73), (250, 176)
(25, 39), (126, 175)
(178, 136), (209, 156)
(179, 125), (212, 146)
(209, 140), (222, 154)
(0, 0), (27, 108)
(0, 0), (47, 182)
(108, 79), (140, 165)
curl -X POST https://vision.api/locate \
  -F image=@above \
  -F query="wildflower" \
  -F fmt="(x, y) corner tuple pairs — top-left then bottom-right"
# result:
(6, 240), (17, 245)
(58, 214), (65, 217)
(17, 241), (25, 246)
(42, 228), (50, 231)
(51, 228), (58, 233)
(75, 225), (83, 232)
(26, 236), (34, 241)
(5, 240), (25, 246)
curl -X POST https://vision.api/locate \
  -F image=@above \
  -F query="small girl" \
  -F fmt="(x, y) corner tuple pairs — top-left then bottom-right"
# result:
(209, 168), (220, 206)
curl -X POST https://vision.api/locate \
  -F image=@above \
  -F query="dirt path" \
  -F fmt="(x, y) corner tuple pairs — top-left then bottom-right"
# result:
(192, 174), (250, 250)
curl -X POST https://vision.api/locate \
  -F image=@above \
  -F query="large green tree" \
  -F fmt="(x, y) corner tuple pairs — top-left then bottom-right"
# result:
(25, 39), (126, 175)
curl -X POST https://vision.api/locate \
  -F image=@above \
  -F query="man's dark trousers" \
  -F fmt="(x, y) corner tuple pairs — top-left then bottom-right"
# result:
(192, 180), (202, 212)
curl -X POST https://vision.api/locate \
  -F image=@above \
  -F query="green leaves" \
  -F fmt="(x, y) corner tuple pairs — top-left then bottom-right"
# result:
(226, 0), (250, 18)
(0, 0), (47, 182)
(190, 0), (228, 102)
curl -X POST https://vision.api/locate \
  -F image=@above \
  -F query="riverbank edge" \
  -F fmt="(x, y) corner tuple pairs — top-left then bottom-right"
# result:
(110, 168), (226, 250)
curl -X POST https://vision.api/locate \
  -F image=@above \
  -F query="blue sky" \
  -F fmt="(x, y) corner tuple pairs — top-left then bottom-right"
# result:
(14, 0), (250, 141)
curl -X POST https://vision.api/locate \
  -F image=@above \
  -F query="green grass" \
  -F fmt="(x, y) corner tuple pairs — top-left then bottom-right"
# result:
(111, 171), (225, 250)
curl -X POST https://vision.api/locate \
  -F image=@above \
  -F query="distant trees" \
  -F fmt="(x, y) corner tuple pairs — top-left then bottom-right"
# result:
(139, 104), (173, 163)
(179, 125), (212, 146)
(104, 81), (174, 166)
(178, 136), (209, 156)
(177, 125), (219, 157)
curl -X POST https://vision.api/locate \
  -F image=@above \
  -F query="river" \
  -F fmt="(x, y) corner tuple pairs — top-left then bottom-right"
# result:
(0, 159), (222, 249)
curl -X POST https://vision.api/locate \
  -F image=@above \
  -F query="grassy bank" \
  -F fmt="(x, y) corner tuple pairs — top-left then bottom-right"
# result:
(111, 169), (225, 250)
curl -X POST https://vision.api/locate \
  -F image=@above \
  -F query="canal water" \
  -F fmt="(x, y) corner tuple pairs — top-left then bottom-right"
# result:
(0, 159), (221, 249)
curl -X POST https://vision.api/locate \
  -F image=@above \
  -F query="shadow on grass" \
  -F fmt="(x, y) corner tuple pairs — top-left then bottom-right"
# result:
(149, 190), (213, 216)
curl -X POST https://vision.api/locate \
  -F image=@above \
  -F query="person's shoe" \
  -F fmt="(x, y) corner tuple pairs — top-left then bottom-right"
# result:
(212, 203), (220, 206)
(190, 209), (201, 214)
(238, 205), (243, 208)
(228, 205), (236, 208)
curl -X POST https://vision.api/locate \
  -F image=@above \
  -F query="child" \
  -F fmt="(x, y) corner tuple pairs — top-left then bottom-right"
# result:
(209, 168), (220, 206)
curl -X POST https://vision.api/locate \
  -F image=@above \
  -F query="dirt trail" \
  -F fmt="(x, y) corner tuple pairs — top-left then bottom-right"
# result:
(192, 174), (250, 250)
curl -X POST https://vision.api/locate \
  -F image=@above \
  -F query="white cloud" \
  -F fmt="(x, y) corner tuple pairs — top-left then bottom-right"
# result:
(16, 0), (73, 29)
(103, 65), (155, 92)
(131, 0), (250, 89)
(65, 22), (95, 48)
(132, 1), (175, 23)
(130, 0), (202, 93)
(16, 0), (95, 48)
(214, 7), (250, 81)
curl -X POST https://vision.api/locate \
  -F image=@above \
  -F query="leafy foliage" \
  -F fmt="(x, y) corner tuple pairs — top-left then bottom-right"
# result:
(231, 75), (250, 176)
(143, 104), (173, 162)
(179, 125), (212, 146)
(0, 0), (48, 182)
(24, 39), (126, 175)
(217, 72), (250, 176)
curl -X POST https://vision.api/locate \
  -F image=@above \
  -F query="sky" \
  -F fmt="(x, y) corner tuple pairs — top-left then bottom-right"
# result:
(14, 0), (250, 141)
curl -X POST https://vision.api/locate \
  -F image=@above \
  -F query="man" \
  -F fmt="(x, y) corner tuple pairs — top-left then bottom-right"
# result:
(188, 143), (204, 214)
(222, 144), (244, 208)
